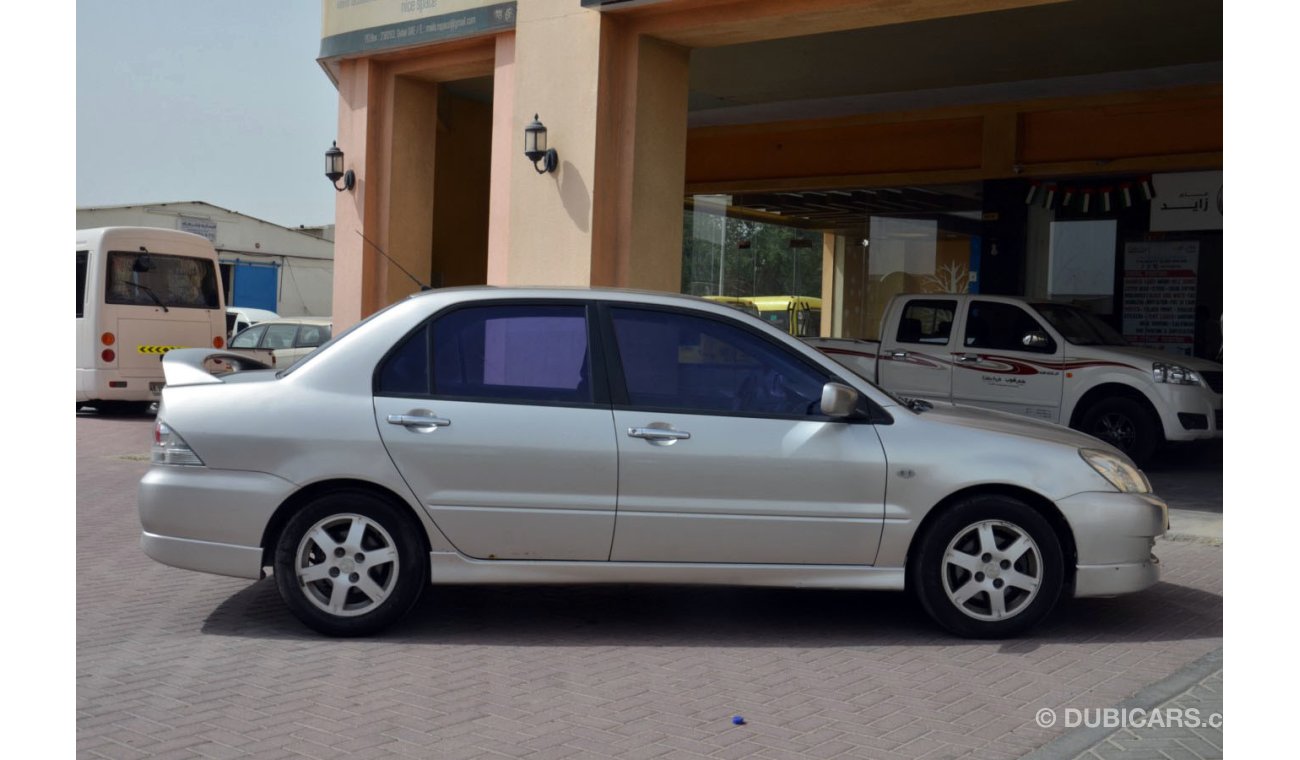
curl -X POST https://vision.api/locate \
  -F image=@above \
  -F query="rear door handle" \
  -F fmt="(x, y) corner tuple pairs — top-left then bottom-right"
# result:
(387, 413), (451, 431)
(628, 427), (691, 442)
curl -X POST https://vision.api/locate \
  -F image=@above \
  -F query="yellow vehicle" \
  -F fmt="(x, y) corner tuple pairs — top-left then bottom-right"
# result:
(703, 295), (762, 320)
(748, 295), (822, 337)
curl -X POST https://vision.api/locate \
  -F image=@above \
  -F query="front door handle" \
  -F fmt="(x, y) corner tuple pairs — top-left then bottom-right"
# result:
(954, 353), (982, 363)
(387, 413), (451, 431)
(628, 426), (691, 443)
(890, 350), (909, 359)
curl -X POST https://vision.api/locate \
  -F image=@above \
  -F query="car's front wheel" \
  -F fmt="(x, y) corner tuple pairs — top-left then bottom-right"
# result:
(274, 491), (427, 637)
(911, 495), (1064, 638)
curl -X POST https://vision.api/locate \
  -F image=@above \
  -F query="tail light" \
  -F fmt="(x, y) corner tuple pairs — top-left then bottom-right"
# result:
(151, 420), (205, 466)
(213, 336), (225, 348)
(101, 349), (116, 363)
(101, 332), (116, 346)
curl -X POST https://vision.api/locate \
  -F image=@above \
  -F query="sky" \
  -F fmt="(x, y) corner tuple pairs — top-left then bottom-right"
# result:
(77, 1), (339, 228)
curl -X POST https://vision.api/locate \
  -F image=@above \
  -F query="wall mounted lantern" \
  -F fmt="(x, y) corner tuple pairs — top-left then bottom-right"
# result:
(325, 141), (355, 192)
(523, 114), (558, 174)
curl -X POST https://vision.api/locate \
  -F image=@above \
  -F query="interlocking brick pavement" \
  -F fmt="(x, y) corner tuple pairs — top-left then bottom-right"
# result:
(78, 414), (1223, 759)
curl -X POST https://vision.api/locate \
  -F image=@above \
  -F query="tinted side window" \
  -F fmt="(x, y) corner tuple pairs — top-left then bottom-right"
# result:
(262, 324), (299, 349)
(965, 301), (1057, 354)
(230, 324), (267, 349)
(77, 250), (88, 318)
(895, 300), (956, 345)
(432, 305), (591, 404)
(610, 307), (827, 417)
(296, 324), (331, 348)
(377, 323), (431, 395)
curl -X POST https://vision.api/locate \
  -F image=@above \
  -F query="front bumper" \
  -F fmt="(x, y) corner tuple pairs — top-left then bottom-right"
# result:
(138, 465), (298, 579)
(1056, 490), (1167, 597)
(1152, 382), (1222, 442)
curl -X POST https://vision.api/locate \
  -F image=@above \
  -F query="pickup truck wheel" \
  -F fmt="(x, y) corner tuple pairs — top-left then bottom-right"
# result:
(912, 495), (1064, 638)
(1080, 398), (1157, 466)
(274, 491), (427, 637)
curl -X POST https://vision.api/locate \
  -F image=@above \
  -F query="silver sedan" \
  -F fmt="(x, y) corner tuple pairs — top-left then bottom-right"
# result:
(139, 287), (1166, 638)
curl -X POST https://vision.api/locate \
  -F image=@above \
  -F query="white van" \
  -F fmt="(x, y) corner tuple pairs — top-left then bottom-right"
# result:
(76, 227), (227, 414)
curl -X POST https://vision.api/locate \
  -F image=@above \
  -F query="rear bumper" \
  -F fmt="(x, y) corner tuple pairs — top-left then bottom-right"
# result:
(140, 532), (264, 579)
(1057, 490), (1167, 597)
(138, 465), (297, 577)
(77, 368), (163, 403)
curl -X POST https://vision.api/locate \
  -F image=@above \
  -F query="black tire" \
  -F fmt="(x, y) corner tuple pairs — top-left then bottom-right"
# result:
(1079, 397), (1159, 466)
(274, 490), (427, 637)
(910, 495), (1064, 638)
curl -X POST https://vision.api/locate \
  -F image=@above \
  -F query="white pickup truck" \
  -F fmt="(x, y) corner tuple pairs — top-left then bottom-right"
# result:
(806, 294), (1222, 465)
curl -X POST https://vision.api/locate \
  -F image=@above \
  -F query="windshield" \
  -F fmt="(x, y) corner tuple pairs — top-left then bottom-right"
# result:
(105, 251), (220, 310)
(1031, 303), (1128, 346)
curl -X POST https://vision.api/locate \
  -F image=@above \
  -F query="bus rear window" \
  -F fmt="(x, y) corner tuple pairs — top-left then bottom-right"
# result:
(105, 251), (220, 310)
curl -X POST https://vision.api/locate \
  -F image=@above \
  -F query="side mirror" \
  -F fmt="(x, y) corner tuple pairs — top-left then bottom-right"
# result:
(1022, 331), (1049, 349)
(820, 382), (859, 418)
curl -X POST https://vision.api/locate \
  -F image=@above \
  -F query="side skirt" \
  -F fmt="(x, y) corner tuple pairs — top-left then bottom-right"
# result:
(428, 551), (905, 590)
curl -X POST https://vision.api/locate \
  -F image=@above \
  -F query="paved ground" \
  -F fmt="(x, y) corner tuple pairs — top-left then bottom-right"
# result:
(77, 413), (1223, 760)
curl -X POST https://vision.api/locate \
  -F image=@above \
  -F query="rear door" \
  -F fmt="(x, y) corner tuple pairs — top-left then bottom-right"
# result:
(950, 299), (1064, 422)
(877, 297), (958, 402)
(374, 301), (619, 561)
(603, 304), (887, 565)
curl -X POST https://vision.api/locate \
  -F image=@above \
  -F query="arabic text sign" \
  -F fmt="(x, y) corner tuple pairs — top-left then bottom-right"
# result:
(1122, 241), (1199, 357)
(1150, 171), (1222, 231)
(321, 1), (516, 58)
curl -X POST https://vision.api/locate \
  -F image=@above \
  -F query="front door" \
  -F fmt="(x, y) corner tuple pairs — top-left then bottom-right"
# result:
(603, 305), (887, 565)
(374, 302), (618, 561)
(950, 299), (1064, 422)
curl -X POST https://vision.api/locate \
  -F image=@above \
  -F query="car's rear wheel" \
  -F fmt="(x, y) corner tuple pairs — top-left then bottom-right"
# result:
(911, 495), (1064, 638)
(1080, 397), (1158, 466)
(274, 491), (426, 637)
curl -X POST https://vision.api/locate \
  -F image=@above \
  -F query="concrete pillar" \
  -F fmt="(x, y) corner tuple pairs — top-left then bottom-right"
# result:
(385, 76), (439, 303)
(332, 58), (387, 331)
(486, 32), (516, 286)
(496, 1), (690, 293)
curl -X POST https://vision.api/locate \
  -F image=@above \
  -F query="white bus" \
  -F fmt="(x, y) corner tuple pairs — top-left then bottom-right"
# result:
(76, 227), (227, 414)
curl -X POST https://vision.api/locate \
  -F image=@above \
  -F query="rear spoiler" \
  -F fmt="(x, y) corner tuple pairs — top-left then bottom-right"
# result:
(161, 348), (273, 387)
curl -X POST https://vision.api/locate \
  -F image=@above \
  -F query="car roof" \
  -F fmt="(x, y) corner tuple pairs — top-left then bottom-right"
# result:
(255, 316), (332, 326)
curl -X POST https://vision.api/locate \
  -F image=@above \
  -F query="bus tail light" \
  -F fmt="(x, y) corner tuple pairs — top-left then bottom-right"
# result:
(101, 349), (116, 363)
(101, 332), (115, 346)
(213, 336), (225, 348)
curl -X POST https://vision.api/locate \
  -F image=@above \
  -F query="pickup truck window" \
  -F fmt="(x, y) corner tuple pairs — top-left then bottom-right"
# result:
(1031, 303), (1129, 347)
(964, 301), (1057, 354)
(896, 300), (956, 345)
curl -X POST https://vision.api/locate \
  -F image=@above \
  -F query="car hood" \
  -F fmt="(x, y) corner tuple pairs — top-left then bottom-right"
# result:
(1070, 344), (1221, 372)
(914, 401), (1119, 454)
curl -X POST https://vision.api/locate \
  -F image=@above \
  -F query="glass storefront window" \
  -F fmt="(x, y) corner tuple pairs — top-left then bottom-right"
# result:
(682, 195), (822, 300)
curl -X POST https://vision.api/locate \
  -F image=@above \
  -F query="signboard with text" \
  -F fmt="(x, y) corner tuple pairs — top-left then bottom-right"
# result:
(1150, 171), (1222, 232)
(320, 0), (516, 58)
(1121, 241), (1199, 357)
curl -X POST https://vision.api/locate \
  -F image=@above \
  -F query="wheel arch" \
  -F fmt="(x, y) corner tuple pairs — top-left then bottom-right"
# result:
(259, 478), (433, 569)
(1068, 382), (1160, 433)
(905, 484), (1078, 592)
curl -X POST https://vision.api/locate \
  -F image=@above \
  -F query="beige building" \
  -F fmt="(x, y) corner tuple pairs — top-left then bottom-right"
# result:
(320, 0), (1221, 355)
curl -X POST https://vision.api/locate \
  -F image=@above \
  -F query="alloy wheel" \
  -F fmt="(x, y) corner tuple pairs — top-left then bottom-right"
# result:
(294, 513), (400, 618)
(940, 519), (1043, 621)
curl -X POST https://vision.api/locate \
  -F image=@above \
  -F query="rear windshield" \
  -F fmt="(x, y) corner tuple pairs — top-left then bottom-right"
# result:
(105, 251), (220, 310)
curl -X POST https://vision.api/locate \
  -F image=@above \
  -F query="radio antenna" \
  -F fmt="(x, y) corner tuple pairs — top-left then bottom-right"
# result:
(355, 230), (432, 291)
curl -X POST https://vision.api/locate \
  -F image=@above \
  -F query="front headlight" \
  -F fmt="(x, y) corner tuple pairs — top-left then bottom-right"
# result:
(1080, 448), (1151, 493)
(1152, 361), (1201, 386)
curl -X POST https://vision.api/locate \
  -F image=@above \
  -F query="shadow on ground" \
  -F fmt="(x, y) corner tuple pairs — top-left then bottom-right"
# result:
(202, 577), (1221, 649)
